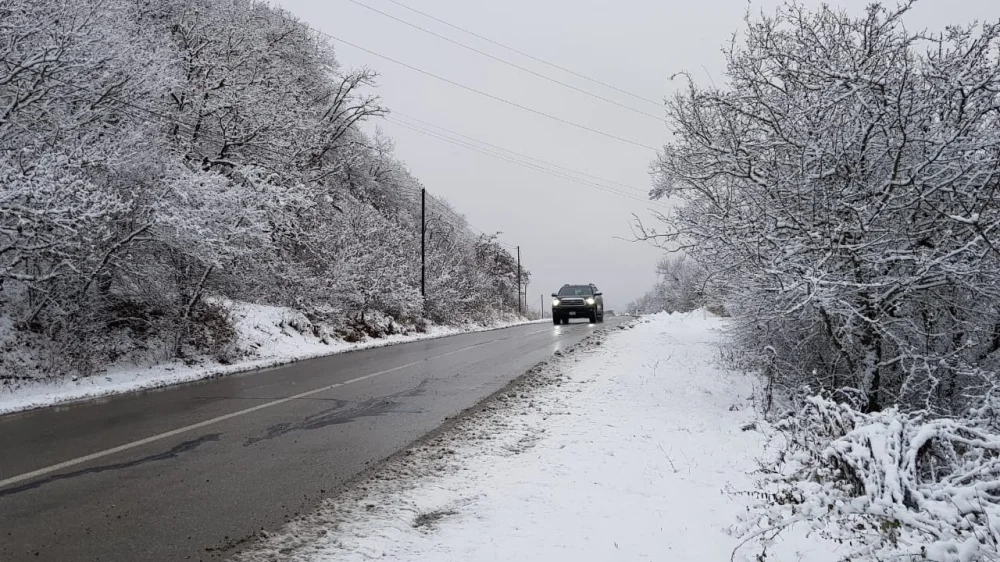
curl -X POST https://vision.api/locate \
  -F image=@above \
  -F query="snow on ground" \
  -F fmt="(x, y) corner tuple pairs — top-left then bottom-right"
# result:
(231, 311), (833, 562)
(0, 302), (544, 416)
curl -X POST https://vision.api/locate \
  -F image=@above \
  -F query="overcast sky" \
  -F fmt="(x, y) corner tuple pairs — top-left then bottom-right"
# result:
(277, 0), (995, 311)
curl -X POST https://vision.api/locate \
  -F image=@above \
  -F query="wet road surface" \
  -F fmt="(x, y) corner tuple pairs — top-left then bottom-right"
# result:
(0, 318), (617, 561)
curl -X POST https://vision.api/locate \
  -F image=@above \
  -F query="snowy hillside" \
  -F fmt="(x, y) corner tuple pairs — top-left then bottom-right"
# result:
(0, 0), (529, 394)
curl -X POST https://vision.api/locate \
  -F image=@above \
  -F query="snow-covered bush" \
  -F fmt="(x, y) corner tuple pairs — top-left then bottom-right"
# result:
(627, 254), (712, 315)
(737, 396), (1000, 561)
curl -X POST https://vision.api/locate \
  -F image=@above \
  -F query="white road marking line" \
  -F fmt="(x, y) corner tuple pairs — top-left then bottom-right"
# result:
(0, 325), (566, 491)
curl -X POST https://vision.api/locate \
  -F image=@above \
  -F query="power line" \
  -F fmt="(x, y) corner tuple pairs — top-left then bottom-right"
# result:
(423, 190), (520, 249)
(346, 0), (664, 122)
(385, 0), (664, 108)
(420, 189), (482, 233)
(392, 110), (650, 196)
(403, 187), (481, 236)
(426, 195), (490, 239)
(427, 197), (481, 233)
(391, 116), (662, 207)
(422, 190), (521, 252)
(316, 32), (658, 151)
(386, 116), (667, 208)
(346, 150), (514, 241)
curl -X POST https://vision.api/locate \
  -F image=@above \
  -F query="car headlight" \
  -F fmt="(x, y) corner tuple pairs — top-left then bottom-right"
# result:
(552, 299), (560, 306)
(585, 297), (596, 305)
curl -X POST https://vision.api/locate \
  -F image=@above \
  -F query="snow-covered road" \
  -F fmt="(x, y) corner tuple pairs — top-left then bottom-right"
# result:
(233, 312), (831, 561)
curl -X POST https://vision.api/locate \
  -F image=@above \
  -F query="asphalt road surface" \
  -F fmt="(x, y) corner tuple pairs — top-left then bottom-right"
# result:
(0, 317), (619, 562)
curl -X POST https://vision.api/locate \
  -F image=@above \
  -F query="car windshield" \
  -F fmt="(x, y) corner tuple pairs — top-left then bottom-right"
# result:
(558, 286), (593, 297)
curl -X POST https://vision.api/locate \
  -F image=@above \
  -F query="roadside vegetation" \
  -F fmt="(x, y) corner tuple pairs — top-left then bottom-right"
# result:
(0, 0), (528, 385)
(639, 3), (1000, 559)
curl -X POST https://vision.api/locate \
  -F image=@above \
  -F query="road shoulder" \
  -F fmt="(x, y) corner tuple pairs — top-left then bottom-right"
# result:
(230, 312), (823, 562)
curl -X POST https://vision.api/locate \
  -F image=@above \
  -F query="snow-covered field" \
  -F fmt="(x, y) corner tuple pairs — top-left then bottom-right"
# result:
(232, 311), (832, 562)
(0, 302), (544, 416)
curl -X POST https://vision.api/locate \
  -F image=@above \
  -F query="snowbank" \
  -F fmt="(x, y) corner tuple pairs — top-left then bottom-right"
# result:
(231, 310), (830, 562)
(0, 302), (543, 415)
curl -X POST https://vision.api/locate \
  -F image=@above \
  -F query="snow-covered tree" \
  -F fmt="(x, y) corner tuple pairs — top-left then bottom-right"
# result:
(647, 1), (1000, 415)
(646, 3), (1000, 558)
(0, 0), (526, 377)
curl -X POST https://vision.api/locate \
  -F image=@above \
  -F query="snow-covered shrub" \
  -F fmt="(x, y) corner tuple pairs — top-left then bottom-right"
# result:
(656, 254), (711, 312)
(738, 396), (1000, 561)
(627, 254), (713, 315)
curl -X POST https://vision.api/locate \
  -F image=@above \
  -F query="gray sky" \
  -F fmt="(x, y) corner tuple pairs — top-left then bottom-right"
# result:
(278, 0), (995, 312)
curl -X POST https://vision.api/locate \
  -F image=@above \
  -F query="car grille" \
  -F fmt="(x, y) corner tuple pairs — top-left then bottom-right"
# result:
(559, 298), (586, 306)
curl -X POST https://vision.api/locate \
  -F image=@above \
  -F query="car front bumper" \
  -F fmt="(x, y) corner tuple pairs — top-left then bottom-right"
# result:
(552, 305), (598, 317)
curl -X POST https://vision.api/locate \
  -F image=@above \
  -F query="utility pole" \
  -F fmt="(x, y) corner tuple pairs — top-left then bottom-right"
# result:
(421, 188), (426, 298)
(496, 246), (503, 316)
(540, 294), (544, 319)
(516, 246), (521, 315)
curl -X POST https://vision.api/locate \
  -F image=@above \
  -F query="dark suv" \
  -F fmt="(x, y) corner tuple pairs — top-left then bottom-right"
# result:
(552, 284), (604, 324)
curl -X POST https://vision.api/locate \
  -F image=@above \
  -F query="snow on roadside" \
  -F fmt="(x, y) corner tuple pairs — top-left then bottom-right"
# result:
(231, 311), (833, 562)
(0, 302), (544, 416)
